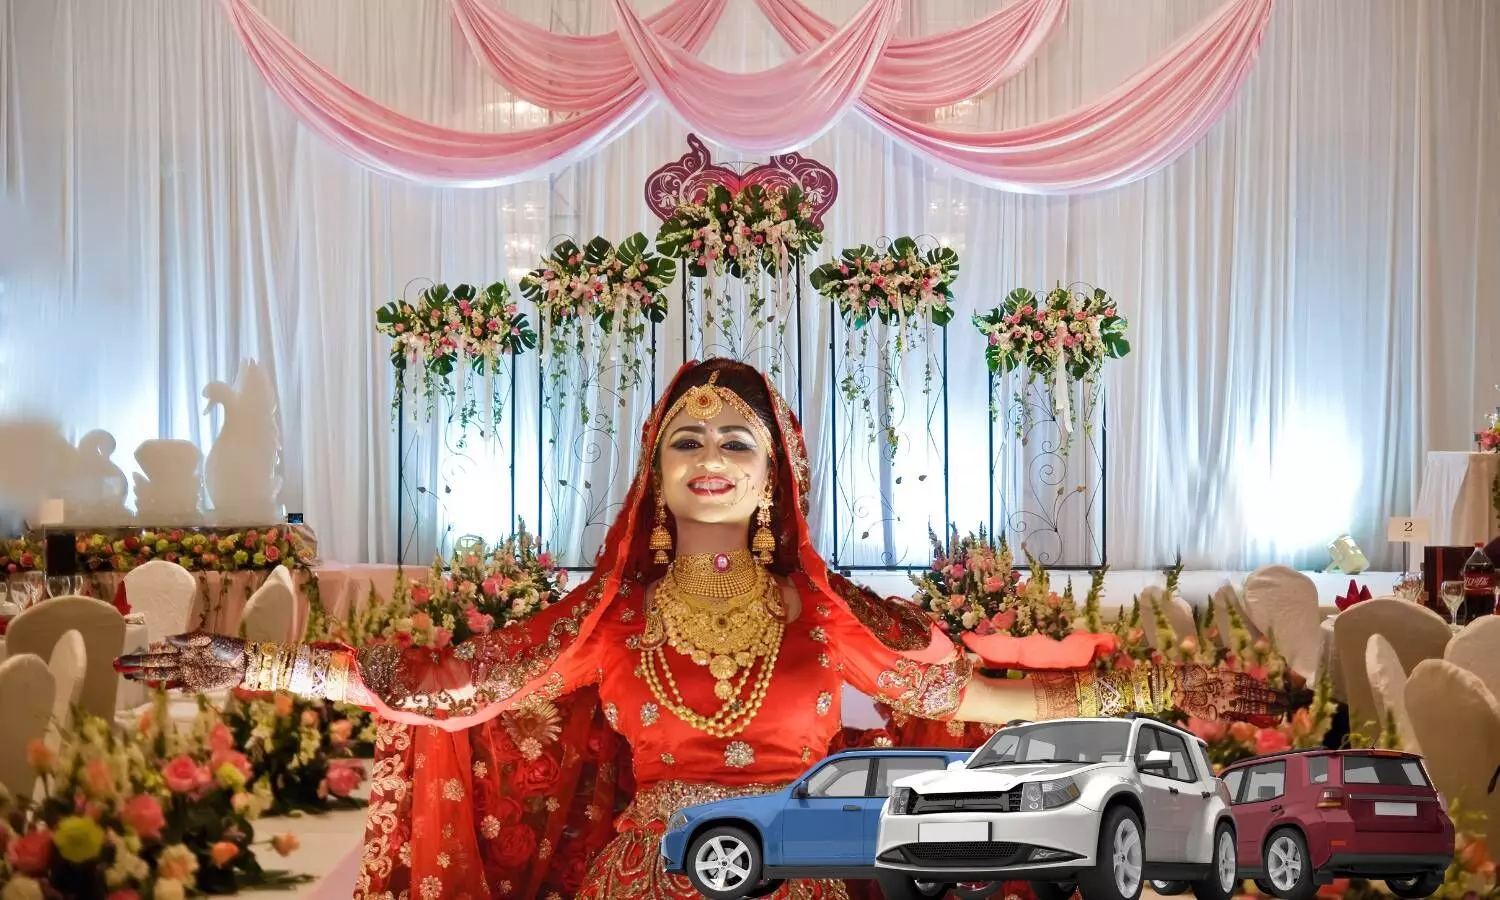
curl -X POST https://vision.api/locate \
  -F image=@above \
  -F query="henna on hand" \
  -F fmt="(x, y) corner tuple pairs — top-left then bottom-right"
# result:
(114, 631), (247, 693)
(1173, 663), (1288, 723)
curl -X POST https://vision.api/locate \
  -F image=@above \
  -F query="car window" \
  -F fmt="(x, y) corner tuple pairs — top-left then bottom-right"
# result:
(1222, 769), (1245, 803)
(1341, 755), (1429, 787)
(1242, 761), (1286, 803)
(1146, 728), (1197, 782)
(970, 720), (1132, 767)
(805, 758), (873, 798)
(1132, 728), (1157, 765)
(1307, 756), (1330, 784)
(874, 757), (948, 796)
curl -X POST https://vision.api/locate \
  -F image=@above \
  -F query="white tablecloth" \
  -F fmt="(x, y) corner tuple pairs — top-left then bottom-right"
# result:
(1415, 451), (1500, 547)
(0, 620), (150, 710)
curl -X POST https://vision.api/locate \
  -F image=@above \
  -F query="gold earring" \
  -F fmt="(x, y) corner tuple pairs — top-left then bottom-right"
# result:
(751, 483), (775, 564)
(650, 480), (672, 564)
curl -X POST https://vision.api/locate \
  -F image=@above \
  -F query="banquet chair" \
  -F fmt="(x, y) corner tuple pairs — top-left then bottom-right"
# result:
(1243, 565), (1323, 684)
(1442, 615), (1500, 698)
(1406, 660), (1500, 833)
(5, 596), (124, 719)
(45, 630), (87, 749)
(1364, 634), (1420, 754)
(241, 577), (296, 643)
(1334, 598), (1452, 743)
(1208, 583), (1262, 647)
(0, 654), (55, 800)
(123, 559), (197, 645)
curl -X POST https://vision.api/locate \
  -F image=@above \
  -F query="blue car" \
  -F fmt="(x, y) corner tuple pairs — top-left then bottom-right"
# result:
(661, 747), (975, 899)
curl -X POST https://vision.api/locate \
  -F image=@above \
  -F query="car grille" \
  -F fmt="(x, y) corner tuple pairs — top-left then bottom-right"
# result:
(911, 791), (1020, 814)
(904, 841), (1029, 865)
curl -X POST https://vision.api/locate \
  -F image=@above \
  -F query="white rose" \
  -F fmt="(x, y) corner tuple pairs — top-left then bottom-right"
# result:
(2, 876), (44, 900)
(155, 879), (188, 900)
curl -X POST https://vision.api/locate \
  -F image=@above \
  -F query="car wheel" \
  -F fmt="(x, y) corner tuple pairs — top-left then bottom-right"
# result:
(1149, 882), (1191, 896)
(745, 879), (786, 898)
(1253, 879), (1276, 895)
(1384, 872), (1445, 899)
(1261, 829), (1315, 900)
(685, 825), (763, 900)
(953, 882), (1004, 899)
(1078, 805), (1145, 900)
(1031, 880), (1079, 900)
(876, 872), (952, 900)
(1191, 823), (1239, 900)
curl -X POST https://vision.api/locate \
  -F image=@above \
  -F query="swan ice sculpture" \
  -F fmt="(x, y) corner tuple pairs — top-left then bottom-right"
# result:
(202, 360), (283, 525)
(65, 430), (131, 525)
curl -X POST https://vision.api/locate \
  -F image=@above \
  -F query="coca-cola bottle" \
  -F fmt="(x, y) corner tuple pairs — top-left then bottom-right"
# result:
(1459, 542), (1497, 626)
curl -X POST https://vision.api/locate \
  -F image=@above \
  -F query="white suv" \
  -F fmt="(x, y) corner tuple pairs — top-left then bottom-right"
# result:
(874, 715), (1238, 900)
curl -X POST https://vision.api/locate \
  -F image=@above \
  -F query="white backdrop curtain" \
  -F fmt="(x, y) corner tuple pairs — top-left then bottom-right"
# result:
(1, 0), (1496, 572)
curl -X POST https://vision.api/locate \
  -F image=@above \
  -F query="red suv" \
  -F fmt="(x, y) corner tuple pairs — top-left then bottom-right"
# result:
(1218, 749), (1454, 900)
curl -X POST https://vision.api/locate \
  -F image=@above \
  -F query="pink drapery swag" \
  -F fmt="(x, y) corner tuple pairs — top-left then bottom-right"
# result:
(448, 0), (728, 113)
(751, 0), (1067, 109)
(612, 0), (900, 153)
(221, 0), (1275, 193)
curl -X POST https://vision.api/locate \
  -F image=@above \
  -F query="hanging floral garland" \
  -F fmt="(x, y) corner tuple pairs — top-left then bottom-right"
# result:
(374, 282), (537, 435)
(973, 284), (1129, 449)
(517, 233), (675, 428)
(655, 184), (822, 372)
(810, 238), (959, 454)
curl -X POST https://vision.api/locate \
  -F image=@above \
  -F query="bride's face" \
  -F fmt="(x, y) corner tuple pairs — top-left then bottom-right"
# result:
(658, 404), (772, 528)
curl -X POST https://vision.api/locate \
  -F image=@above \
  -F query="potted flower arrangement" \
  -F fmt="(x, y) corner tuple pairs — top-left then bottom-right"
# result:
(810, 238), (959, 454)
(909, 526), (1118, 673)
(655, 183), (823, 375)
(973, 284), (1129, 452)
(218, 691), (367, 816)
(518, 234), (675, 429)
(0, 700), (307, 898)
(374, 282), (538, 436)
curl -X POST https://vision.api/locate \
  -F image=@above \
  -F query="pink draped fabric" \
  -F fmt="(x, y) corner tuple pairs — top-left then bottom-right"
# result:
(858, 0), (1275, 193)
(752, 0), (1066, 109)
(220, 0), (652, 185)
(449, 0), (727, 113)
(611, 0), (900, 152)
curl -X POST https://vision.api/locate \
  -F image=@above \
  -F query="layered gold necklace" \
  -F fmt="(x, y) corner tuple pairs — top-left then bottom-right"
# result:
(640, 550), (785, 738)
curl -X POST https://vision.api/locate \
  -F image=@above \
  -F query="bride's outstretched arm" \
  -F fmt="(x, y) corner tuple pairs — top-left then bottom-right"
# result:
(955, 664), (1287, 724)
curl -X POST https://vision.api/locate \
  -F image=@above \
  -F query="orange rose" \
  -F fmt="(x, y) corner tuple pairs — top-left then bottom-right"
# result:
(1459, 835), (1492, 874)
(273, 694), (294, 717)
(210, 841), (240, 867)
(1228, 721), (1258, 744)
(270, 833), (300, 857)
(25, 739), (54, 772)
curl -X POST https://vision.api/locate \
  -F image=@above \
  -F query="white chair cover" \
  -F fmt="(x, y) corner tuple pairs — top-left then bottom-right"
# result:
(1243, 565), (1323, 684)
(0, 655), (55, 799)
(123, 559), (197, 645)
(1364, 634), (1419, 754)
(1443, 615), (1500, 699)
(241, 578), (296, 643)
(1334, 597), (1453, 743)
(5, 596), (124, 719)
(1208, 583), (1261, 647)
(1405, 659), (1500, 831)
(46, 629), (87, 745)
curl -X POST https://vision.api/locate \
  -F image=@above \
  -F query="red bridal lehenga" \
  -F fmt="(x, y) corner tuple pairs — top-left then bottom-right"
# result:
(311, 362), (1275, 900)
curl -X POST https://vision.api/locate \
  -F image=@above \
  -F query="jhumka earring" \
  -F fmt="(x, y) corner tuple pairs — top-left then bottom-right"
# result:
(751, 482), (776, 564)
(650, 479), (672, 564)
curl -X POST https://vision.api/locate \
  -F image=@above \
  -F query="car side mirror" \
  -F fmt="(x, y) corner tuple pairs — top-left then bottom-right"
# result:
(792, 782), (809, 799)
(947, 760), (967, 771)
(1138, 749), (1173, 773)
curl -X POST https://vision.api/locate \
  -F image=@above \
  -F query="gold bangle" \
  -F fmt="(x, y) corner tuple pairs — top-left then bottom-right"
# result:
(325, 653), (350, 703)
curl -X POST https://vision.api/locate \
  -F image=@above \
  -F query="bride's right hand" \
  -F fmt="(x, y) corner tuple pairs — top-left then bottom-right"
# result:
(114, 631), (248, 692)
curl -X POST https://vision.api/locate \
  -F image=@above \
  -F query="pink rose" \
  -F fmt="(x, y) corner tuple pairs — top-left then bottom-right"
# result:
(465, 607), (495, 635)
(329, 720), (354, 744)
(989, 610), (1018, 631)
(163, 755), (207, 794)
(433, 628), (453, 648)
(264, 544), (281, 562)
(325, 761), (365, 798)
(481, 576), (502, 598)
(209, 722), (234, 754)
(83, 758), (116, 797)
(107, 891), (142, 900)
(1186, 717), (1228, 744)
(1255, 728), (1292, 754)
(410, 585), (431, 606)
(7, 829), (52, 875)
(26, 738), (54, 772)
(212, 749), (253, 782)
(301, 709), (320, 728)
(411, 611), (433, 632)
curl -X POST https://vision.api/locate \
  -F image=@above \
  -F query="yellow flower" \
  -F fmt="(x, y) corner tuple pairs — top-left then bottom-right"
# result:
(216, 762), (247, 792)
(54, 815), (105, 863)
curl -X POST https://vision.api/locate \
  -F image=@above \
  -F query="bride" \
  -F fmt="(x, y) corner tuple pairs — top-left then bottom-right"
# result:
(118, 358), (1278, 899)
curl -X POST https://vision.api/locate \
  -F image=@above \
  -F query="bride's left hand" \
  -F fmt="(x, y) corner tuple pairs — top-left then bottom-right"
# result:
(1174, 663), (1289, 724)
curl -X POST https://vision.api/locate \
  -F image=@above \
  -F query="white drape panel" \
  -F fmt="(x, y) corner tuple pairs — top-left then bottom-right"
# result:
(1, 0), (1496, 571)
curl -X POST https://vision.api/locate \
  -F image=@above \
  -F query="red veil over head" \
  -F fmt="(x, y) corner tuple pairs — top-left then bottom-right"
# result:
(352, 359), (962, 898)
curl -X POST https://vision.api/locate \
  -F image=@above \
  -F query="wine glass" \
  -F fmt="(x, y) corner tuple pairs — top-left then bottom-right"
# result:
(1439, 580), (1465, 629)
(45, 575), (73, 599)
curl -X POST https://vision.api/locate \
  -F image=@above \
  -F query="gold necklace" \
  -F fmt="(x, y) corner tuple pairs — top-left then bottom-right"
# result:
(669, 550), (761, 598)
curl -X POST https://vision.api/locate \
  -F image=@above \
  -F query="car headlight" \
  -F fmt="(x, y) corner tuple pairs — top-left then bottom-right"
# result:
(1021, 778), (1081, 811)
(666, 812), (688, 832)
(889, 787), (913, 815)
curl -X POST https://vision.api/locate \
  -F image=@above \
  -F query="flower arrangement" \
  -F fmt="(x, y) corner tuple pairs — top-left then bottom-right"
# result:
(219, 691), (367, 816)
(909, 526), (1022, 637)
(0, 536), (39, 573)
(319, 522), (566, 651)
(518, 234), (675, 429)
(974, 284), (1130, 450)
(811, 238), (960, 454)
(374, 281), (538, 435)
(655, 184), (823, 375)
(0, 699), (308, 898)
(1478, 398), (1499, 453)
(73, 526), (313, 575)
